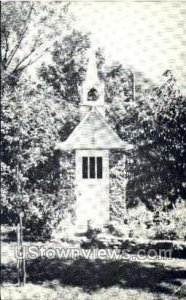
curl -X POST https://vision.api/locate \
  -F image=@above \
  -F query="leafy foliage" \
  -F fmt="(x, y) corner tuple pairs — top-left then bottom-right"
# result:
(1, 82), (76, 239)
(1, 1), (70, 89)
(105, 67), (186, 209)
(39, 30), (90, 104)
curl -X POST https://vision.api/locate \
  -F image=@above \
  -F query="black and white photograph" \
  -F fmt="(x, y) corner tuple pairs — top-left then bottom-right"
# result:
(1, 0), (186, 299)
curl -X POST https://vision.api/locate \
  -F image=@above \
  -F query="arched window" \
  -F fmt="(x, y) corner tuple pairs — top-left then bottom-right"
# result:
(87, 88), (99, 101)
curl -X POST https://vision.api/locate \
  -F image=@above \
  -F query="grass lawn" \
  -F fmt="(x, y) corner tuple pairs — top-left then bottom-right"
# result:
(1, 239), (186, 300)
(2, 283), (183, 300)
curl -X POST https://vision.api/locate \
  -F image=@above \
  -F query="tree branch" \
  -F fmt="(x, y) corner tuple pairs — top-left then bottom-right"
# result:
(21, 47), (50, 70)
(13, 44), (50, 74)
(6, 4), (34, 68)
(12, 43), (38, 72)
(2, 33), (10, 69)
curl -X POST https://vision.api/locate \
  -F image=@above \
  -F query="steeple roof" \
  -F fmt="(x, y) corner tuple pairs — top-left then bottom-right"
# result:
(85, 48), (100, 84)
(56, 107), (133, 151)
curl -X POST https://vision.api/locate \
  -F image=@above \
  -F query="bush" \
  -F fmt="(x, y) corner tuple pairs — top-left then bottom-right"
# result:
(107, 199), (186, 241)
(149, 198), (186, 241)
(123, 203), (153, 239)
(1, 188), (76, 241)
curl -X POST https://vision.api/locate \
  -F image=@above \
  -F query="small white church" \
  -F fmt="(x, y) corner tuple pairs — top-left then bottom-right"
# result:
(56, 50), (132, 229)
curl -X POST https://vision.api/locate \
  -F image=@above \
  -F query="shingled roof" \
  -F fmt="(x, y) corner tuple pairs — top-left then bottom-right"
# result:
(56, 107), (133, 151)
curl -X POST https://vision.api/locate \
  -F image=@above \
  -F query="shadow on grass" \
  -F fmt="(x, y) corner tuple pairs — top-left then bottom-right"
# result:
(1, 258), (186, 295)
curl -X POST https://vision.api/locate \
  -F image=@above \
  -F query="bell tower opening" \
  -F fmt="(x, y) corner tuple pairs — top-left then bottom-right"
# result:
(87, 88), (99, 101)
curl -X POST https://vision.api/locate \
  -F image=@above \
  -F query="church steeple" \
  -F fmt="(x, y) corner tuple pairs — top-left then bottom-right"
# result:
(80, 48), (105, 119)
(56, 47), (133, 230)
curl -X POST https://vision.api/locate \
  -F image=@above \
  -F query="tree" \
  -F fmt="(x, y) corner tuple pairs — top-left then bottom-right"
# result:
(103, 64), (156, 208)
(151, 71), (186, 204)
(108, 68), (186, 209)
(1, 80), (77, 239)
(1, 2), (70, 89)
(39, 30), (90, 105)
(1, 2), (78, 239)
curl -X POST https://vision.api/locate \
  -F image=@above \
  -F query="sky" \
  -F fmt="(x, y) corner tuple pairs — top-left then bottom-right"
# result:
(70, 1), (186, 92)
